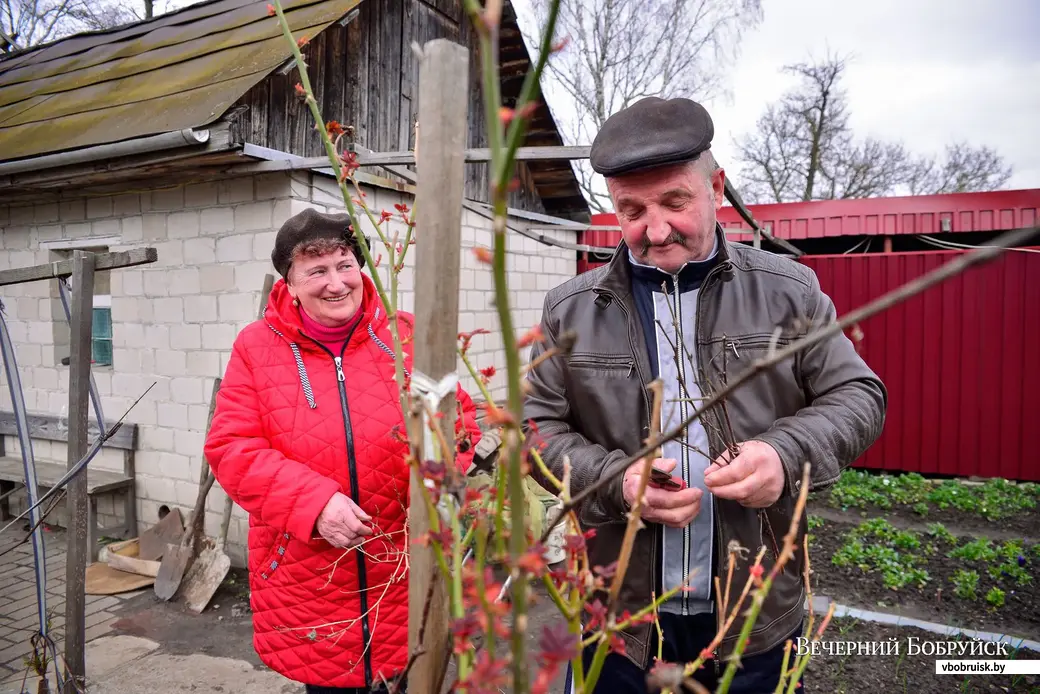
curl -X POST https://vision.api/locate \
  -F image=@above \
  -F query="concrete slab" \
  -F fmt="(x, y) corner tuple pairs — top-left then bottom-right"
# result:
(88, 650), (302, 694)
(85, 634), (159, 680)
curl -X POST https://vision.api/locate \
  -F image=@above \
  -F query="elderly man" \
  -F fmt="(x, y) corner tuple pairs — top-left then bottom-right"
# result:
(523, 97), (886, 693)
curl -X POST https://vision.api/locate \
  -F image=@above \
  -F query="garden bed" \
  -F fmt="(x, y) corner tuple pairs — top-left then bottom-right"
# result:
(805, 616), (1040, 694)
(808, 515), (1040, 639)
(809, 470), (1040, 540)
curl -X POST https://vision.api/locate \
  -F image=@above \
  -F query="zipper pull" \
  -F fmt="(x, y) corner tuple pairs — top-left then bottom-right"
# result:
(729, 340), (741, 359)
(334, 356), (345, 382)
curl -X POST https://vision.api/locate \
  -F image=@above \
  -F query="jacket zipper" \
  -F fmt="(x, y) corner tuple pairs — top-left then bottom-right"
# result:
(297, 326), (374, 687)
(692, 266), (727, 673)
(669, 272), (693, 616)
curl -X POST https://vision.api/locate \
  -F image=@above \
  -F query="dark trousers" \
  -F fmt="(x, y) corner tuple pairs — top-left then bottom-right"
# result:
(564, 612), (803, 694)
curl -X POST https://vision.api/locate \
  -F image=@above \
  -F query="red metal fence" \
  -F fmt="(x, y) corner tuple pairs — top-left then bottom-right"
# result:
(802, 249), (1039, 482)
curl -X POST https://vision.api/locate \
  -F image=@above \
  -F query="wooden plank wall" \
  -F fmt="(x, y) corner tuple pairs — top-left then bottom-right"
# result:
(230, 0), (545, 213)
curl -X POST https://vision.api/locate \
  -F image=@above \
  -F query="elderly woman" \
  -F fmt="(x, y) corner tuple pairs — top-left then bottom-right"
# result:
(205, 208), (482, 694)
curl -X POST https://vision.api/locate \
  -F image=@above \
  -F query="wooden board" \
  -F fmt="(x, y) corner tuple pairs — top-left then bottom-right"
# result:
(0, 458), (131, 494)
(0, 411), (137, 449)
(137, 507), (184, 561)
(85, 562), (155, 595)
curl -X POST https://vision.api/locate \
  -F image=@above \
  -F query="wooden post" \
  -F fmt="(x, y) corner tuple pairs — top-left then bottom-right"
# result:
(407, 38), (469, 693)
(63, 250), (95, 694)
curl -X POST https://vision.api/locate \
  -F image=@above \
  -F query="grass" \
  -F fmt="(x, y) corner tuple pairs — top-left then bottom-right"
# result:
(823, 469), (1040, 521)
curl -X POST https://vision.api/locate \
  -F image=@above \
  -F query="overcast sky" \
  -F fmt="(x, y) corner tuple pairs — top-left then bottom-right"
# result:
(517, 0), (1040, 193)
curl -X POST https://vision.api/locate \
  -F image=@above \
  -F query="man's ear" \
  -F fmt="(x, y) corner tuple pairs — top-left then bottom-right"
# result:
(712, 167), (726, 210)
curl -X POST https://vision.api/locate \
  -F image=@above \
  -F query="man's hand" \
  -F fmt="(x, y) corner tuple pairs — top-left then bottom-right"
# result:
(316, 492), (373, 548)
(704, 441), (785, 508)
(623, 458), (703, 528)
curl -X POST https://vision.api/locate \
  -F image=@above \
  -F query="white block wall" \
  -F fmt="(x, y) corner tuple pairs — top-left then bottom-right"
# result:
(0, 171), (578, 565)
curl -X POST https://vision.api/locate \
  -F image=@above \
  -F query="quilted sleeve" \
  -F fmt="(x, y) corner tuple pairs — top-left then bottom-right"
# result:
(453, 384), (482, 474)
(204, 333), (341, 541)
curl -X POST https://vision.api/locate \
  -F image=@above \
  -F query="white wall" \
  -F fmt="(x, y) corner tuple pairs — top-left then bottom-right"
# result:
(0, 171), (579, 564)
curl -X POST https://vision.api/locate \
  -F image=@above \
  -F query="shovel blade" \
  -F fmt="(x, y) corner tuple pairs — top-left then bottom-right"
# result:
(154, 544), (192, 601)
(180, 548), (231, 614)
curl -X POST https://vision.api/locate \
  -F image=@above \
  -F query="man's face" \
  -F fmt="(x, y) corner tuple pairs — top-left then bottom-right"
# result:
(607, 160), (725, 273)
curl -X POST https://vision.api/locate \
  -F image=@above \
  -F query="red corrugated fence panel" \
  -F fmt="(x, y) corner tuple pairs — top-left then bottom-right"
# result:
(800, 250), (1040, 482)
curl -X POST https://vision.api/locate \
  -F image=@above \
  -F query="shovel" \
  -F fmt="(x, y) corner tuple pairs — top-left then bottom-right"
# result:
(181, 493), (234, 613)
(154, 464), (215, 600)
(154, 377), (222, 601)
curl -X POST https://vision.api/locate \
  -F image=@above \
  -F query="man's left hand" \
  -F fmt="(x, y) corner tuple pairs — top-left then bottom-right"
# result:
(703, 440), (785, 508)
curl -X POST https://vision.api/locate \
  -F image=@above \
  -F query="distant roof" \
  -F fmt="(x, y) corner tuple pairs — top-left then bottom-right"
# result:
(0, 0), (360, 162)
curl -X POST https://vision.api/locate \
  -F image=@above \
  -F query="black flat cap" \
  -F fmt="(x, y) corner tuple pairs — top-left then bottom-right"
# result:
(271, 208), (365, 278)
(589, 97), (714, 177)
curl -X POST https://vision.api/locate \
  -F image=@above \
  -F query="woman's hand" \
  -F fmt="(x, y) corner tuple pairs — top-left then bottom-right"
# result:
(316, 492), (373, 548)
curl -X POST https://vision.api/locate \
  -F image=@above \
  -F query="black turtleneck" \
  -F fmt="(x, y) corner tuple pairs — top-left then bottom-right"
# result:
(628, 242), (721, 378)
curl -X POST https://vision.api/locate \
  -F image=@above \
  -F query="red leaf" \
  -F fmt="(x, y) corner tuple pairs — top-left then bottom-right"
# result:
(394, 202), (410, 213)
(479, 365), (496, 383)
(498, 106), (515, 125)
(379, 209), (393, 223)
(537, 622), (578, 667)
(294, 83), (306, 97)
(608, 632), (627, 657)
(458, 328), (491, 354)
(326, 120), (346, 137)
(472, 246), (493, 264)
(420, 459), (446, 483)
(296, 34), (309, 47)
(583, 599), (608, 632)
(517, 324), (544, 348)
(517, 545), (549, 577)
(266, 3), (275, 16)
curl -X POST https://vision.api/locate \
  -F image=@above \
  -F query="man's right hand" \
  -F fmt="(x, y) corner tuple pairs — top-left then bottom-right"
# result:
(622, 458), (702, 528)
(316, 492), (373, 548)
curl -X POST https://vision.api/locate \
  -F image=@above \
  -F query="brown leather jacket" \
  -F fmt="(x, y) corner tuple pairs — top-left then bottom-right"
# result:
(523, 227), (886, 668)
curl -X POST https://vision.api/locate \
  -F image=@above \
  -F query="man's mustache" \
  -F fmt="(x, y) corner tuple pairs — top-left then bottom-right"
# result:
(639, 230), (687, 256)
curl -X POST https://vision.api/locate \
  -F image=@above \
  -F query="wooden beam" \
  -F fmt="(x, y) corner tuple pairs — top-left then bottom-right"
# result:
(63, 250), (94, 694)
(0, 248), (158, 287)
(245, 146), (593, 173)
(407, 39), (469, 693)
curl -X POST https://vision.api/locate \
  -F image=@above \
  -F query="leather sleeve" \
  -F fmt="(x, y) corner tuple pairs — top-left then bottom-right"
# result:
(752, 270), (888, 496)
(523, 293), (629, 527)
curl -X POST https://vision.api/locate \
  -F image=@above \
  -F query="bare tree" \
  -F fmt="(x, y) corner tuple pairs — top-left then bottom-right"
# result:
(1, 0), (169, 52)
(736, 55), (1013, 203)
(526, 0), (763, 212)
(906, 142), (1012, 195)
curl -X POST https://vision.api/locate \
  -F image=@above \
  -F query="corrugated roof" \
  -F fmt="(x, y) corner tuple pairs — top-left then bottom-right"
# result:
(0, 0), (361, 162)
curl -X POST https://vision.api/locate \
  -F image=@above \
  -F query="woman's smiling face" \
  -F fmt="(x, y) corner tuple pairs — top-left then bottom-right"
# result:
(287, 245), (363, 327)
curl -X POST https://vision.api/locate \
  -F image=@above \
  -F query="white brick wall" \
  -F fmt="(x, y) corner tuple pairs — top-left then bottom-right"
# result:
(0, 170), (579, 566)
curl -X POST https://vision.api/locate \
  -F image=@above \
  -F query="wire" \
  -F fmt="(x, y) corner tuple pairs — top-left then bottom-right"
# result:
(842, 237), (870, 254)
(916, 234), (1040, 254)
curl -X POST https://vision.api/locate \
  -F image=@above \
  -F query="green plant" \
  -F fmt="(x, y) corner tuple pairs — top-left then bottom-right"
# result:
(988, 540), (1032, 587)
(912, 501), (928, 516)
(807, 515), (825, 531)
(985, 587), (1005, 608)
(925, 522), (956, 545)
(948, 538), (997, 563)
(951, 569), (979, 600)
(831, 521), (929, 590)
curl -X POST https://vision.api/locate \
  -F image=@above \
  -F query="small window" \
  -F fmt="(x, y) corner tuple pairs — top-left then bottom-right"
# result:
(91, 295), (113, 367)
(41, 238), (117, 368)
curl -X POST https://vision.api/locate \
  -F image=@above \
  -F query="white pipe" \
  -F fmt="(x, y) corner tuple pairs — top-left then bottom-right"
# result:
(0, 127), (210, 176)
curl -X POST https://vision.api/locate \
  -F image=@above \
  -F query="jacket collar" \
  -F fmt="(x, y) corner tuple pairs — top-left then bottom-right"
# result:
(264, 272), (387, 352)
(594, 223), (733, 299)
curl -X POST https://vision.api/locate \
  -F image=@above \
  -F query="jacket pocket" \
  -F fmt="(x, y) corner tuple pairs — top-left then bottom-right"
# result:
(566, 352), (634, 377)
(258, 531), (292, 581)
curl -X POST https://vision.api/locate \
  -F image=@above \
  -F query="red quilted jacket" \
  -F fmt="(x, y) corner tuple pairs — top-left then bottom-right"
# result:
(204, 274), (481, 688)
